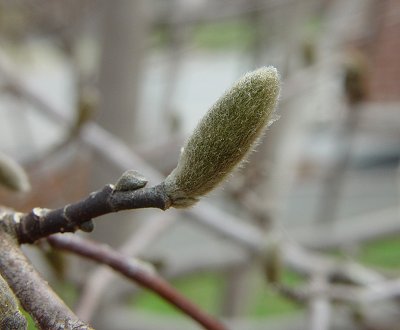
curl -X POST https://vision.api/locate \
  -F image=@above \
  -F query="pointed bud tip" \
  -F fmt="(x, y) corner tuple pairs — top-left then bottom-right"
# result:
(244, 66), (280, 88)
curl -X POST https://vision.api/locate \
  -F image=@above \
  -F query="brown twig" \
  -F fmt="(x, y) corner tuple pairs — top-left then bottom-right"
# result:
(48, 234), (227, 330)
(11, 183), (170, 244)
(0, 229), (92, 329)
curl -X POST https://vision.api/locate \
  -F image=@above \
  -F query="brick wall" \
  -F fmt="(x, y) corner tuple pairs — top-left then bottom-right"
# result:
(365, 0), (400, 102)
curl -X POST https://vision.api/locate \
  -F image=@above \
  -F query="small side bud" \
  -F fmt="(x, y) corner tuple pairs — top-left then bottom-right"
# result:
(115, 170), (147, 191)
(164, 66), (280, 208)
(71, 86), (98, 136)
(300, 37), (317, 66)
(343, 51), (368, 105)
(78, 220), (94, 233)
(0, 152), (30, 192)
(263, 238), (282, 284)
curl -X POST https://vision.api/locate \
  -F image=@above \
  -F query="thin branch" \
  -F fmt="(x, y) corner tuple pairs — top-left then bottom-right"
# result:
(0, 229), (91, 329)
(308, 275), (331, 330)
(11, 183), (170, 244)
(76, 213), (176, 321)
(48, 234), (227, 330)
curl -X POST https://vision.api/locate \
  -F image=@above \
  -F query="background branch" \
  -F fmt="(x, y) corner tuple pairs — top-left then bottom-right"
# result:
(308, 274), (331, 330)
(48, 234), (227, 330)
(76, 213), (176, 321)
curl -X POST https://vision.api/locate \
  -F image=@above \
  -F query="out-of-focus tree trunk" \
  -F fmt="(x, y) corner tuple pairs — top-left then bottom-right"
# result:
(92, 0), (150, 239)
(97, 0), (149, 145)
(85, 2), (150, 324)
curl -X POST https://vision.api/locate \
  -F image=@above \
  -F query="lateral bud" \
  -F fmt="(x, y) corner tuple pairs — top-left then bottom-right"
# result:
(114, 170), (148, 192)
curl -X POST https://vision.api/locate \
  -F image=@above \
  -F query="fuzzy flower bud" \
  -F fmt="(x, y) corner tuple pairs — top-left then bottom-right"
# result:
(164, 66), (280, 208)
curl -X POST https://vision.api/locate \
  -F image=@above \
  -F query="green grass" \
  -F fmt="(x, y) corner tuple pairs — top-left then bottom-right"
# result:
(151, 20), (255, 50)
(132, 272), (223, 316)
(357, 236), (400, 270)
(249, 270), (304, 317)
(251, 288), (300, 317)
(132, 269), (304, 318)
(192, 20), (255, 50)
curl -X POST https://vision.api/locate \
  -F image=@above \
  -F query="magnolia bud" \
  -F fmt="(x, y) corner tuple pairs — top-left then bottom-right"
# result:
(164, 66), (280, 208)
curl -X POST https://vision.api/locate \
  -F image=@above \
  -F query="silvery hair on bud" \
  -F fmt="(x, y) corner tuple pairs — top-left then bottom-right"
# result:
(164, 66), (281, 208)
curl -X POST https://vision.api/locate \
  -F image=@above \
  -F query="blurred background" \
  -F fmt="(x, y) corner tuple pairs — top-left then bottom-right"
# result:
(0, 0), (399, 329)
